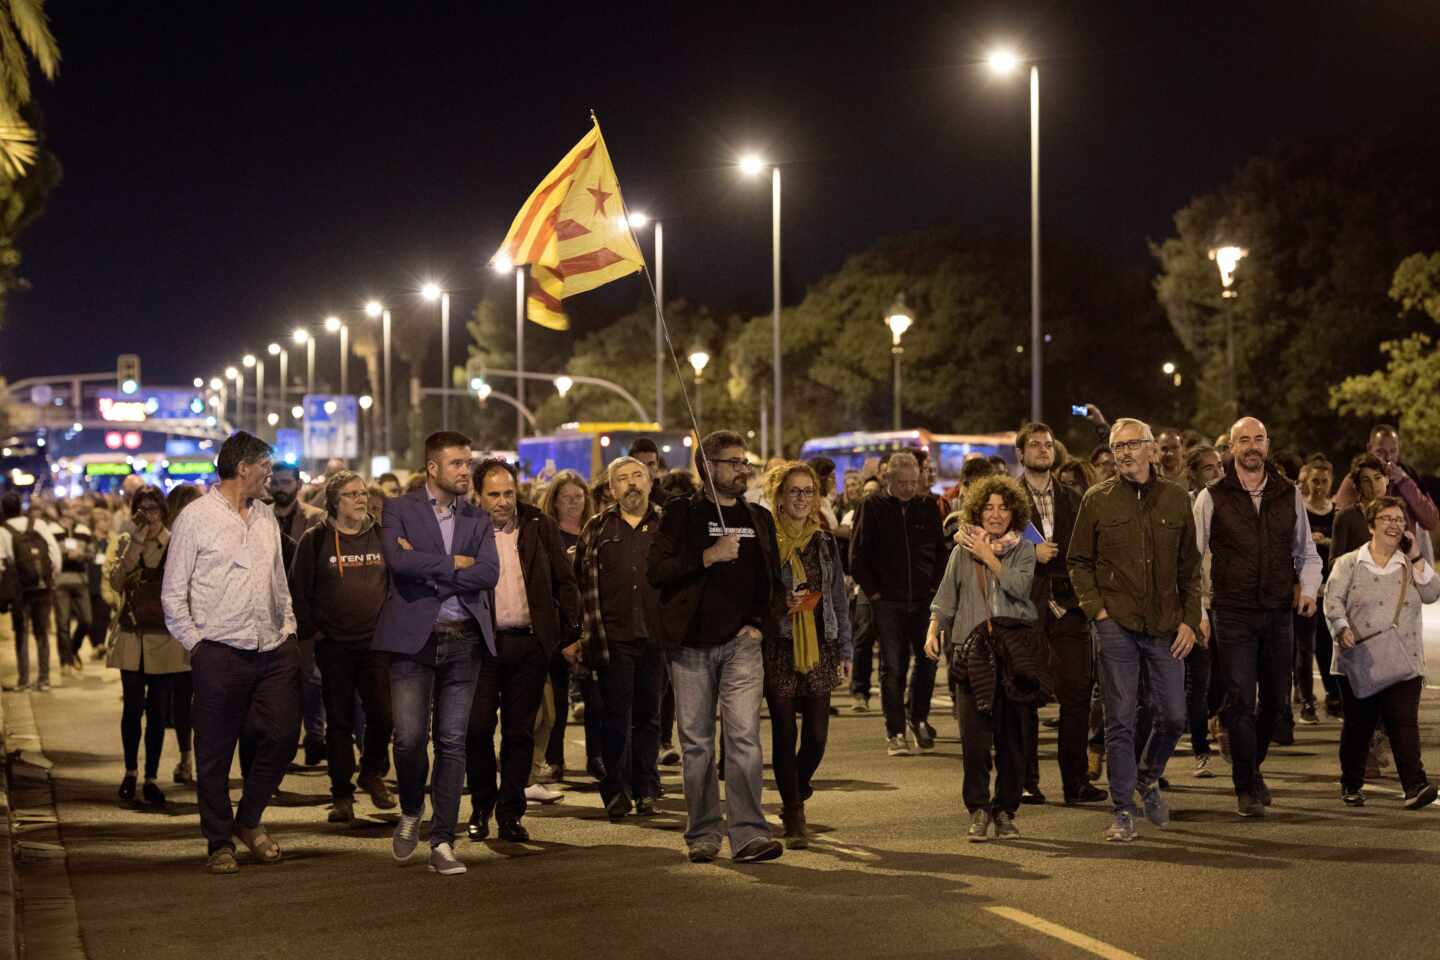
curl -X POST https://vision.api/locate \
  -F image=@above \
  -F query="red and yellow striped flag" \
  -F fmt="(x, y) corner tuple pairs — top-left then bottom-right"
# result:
(493, 121), (646, 330)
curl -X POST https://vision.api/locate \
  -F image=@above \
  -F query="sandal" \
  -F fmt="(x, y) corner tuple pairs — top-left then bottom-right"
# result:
(233, 825), (283, 863)
(206, 848), (239, 875)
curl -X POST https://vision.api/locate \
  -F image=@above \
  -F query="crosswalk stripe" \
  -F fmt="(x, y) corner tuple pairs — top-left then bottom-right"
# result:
(986, 906), (1146, 960)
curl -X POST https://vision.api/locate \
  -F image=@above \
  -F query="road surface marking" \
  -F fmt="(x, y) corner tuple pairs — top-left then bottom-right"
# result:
(986, 906), (1145, 960)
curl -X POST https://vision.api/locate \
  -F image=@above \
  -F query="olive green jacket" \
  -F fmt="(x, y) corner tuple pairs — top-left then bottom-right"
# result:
(1066, 468), (1202, 638)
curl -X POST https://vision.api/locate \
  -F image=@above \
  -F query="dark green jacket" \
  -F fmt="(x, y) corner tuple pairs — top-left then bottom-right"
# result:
(1066, 467), (1202, 638)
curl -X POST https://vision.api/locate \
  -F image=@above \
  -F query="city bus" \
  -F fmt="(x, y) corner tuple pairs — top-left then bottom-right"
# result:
(798, 429), (1018, 491)
(516, 422), (696, 482)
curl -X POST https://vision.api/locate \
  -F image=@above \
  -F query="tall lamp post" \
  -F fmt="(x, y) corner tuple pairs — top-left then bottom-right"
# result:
(688, 349), (710, 423)
(490, 257), (526, 442)
(293, 328), (315, 400)
(242, 353), (261, 435)
(986, 48), (1042, 421)
(554, 375), (574, 425)
(1208, 244), (1248, 423)
(225, 365), (242, 430)
(885, 295), (915, 431)
(366, 299), (392, 458)
(739, 153), (782, 457)
(325, 314), (347, 397)
(268, 342), (286, 423)
(421, 284), (449, 432)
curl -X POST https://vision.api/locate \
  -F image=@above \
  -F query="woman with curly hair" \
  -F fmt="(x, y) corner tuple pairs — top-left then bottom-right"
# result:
(762, 461), (853, 849)
(539, 469), (595, 555)
(925, 474), (1037, 842)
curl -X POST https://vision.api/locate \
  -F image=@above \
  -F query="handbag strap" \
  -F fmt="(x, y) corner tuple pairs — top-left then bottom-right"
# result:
(975, 560), (994, 634)
(1390, 556), (1410, 628)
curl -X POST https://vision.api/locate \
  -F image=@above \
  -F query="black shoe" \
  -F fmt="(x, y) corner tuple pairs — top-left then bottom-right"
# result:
(1041, 716), (1060, 728)
(141, 780), (167, 807)
(1298, 703), (1319, 725)
(1064, 784), (1108, 805)
(1403, 782), (1438, 811)
(1254, 774), (1273, 807)
(911, 721), (936, 751)
(1272, 720), (1295, 747)
(586, 757), (607, 782)
(1324, 695), (1343, 719)
(1237, 792), (1265, 817)
(605, 794), (632, 823)
(634, 796), (656, 816)
(659, 744), (680, 766)
(118, 774), (137, 802)
(1020, 786), (1046, 805)
(467, 810), (490, 842)
(498, 820), (530, 843)
(733, 838), (784, 863)
(1157, 776), (1170, 790)
(1341, 787), (1366, 807)
(303, 736), (326, 767)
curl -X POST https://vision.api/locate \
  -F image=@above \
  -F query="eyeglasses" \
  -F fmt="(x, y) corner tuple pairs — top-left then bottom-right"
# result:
(1111, 439), (1152, 454)
(707, 458), (748, 469)
(786, 488), (818, 500)
(338, 491), (369, 501)
(1374, 515), (1406, 527)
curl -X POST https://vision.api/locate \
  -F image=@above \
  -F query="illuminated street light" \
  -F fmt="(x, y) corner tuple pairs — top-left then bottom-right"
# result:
(193, 377), (204, 388)
(1208, 244), (1249, 421)
(291, 404), (304, 420)
(627, 211), (648, 229)
(1208, 245), (1248, 294)
(476, 382), (493, 401)
(738, 152), (783, 455)
(292, 328), (309, 344)
(358, 394), (373, 410)
(738, 153), (766, 177)
(986, 47), (1020, 74)
(688, 348), (711, 421)
(420, 282), (448, 433)
(554, 375), (574, 398)
(420, 283), (441, 302)
(1162, 361), (1177, 375)
(225, 366), (239, 380)
(491, 254), (513, 274)
(242, 354), (256, 368)
(267, 342), (281, 356)
(266, 412), (279, 426)
(209, 377), (222, 391)
(365, 300), (383, 318)
(470, 377), (486, 392)
(324, 315), (342, 333)
(688, 350), (710, 376)
(885, 294), (916, 430)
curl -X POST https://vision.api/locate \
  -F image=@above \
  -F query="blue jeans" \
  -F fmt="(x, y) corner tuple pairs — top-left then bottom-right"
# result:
(668, 636), (770, 855)
(1095, 619), (1186, 815)
(390, 632), (483, 847)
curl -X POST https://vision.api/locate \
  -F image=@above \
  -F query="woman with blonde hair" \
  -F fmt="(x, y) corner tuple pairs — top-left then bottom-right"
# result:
(761, 461), (852, 849)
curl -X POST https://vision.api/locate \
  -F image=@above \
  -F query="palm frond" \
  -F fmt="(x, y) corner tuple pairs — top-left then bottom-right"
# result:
(0, 107), (38, 179)
(6, 0), (59, 80)
(0, 14), (31, 107)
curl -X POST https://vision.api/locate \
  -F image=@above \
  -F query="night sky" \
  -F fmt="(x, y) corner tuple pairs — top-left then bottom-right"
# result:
(3, 1), (1437, 388)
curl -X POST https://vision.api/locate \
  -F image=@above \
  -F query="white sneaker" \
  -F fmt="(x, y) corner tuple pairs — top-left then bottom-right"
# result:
(886, 734), (911, 757)
(428, 842), (467, 875)
(1194, 754), (1215, 778)
(525, 783), (564, 804)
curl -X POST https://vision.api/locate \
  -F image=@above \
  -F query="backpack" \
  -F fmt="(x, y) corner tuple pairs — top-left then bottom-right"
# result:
(11, 519), (54, 595)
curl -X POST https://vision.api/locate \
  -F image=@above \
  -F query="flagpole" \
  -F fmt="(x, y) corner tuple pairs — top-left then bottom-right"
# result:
(515, 266), (526, 442)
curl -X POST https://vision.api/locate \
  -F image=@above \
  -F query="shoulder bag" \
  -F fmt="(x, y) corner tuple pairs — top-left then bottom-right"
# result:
(1337, 558), (1421, 699)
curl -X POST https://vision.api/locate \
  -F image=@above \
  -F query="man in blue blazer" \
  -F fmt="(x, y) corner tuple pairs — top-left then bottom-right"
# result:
(374, 431), (499, 876)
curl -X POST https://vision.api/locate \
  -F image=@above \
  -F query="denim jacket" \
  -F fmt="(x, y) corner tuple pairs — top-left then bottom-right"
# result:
(776, 530), (854, 660)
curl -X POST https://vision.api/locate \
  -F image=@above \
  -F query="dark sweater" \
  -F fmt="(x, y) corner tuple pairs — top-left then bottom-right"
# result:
(289, 519), (388, 646)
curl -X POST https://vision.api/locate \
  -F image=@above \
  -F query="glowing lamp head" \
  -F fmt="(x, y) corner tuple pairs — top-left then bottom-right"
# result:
(193, 377), (204, 388)
(242, 354), (256, 368)
(291, 405), (304, 420)
(292, 328), (309, 345)
(491, 254), (514, 274)
(209, 377), (222, 391)
(420, 283), (442, 302)
(469, 377), (486, 392)
(1208, 245), (1249, 289)
(553, 375), (574, 398)
(365, 300), (383, 317)
(224, 366), (239, 381)
(476, 383), (493, 401)
(688, 350), (711, 375)
(986, 48), (1021, 75)
(738, 154), (766, 177)
(627, 211), (649, 229)
(358, 394), (373, 410)
(267, 342), (281, 356)
(266, 412), (279, 426)
(885, 294), (915, 345)
(323, 400), (337, 415)
(1162, 361), (1177, 375)
(324, 315), (342, 333)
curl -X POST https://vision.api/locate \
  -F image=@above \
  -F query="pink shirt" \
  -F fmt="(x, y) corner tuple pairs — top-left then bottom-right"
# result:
(493, 527), (532, 629)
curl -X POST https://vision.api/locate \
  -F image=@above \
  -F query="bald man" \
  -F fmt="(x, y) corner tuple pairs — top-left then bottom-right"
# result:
(1192, 417), (1321, 818)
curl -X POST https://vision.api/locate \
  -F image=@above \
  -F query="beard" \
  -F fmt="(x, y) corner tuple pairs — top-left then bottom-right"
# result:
(271, 488), (296, 508)
(620, 488), (645, 509)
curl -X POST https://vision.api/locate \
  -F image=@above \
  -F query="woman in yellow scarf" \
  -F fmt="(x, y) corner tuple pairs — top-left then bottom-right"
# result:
(761, 461), (853, 849)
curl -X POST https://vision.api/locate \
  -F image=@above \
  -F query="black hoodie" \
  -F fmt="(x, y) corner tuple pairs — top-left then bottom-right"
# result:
(289, 518), (388, 645)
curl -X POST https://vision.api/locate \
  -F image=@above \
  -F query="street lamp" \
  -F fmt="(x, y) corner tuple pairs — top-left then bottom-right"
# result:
(192, 377), (203, 389)
(226, 365), (243, 428)
(1208, 245), (1249, 421)
(627, 211), (665, 427)
(885, 294), (915, 430)
(739, 152), (782, 456)
(688, 348), (710, 422)
(553, 375), (574, 398)
(325, 315), (348, 396)
(986, 45), (1043, 421)
(421, 282), (449, 433)
(291, 404), (304, 420)
(368, 298), (393, 456)
(268, 342), (288, 418)
(293, 327), (315, 400)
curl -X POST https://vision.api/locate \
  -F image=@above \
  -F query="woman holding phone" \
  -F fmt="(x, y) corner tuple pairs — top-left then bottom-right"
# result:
(762, 461), (853, 849)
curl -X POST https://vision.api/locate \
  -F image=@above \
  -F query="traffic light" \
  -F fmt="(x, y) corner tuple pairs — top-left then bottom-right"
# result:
(117, 354), (141, 395)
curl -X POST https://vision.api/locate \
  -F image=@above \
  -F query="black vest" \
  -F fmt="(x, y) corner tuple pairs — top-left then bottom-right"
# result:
(1208, 464), (1297, 610)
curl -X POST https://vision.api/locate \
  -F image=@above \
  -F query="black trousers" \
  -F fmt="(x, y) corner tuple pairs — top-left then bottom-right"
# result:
(316, 642), (393, 799)
(1023, 610), (1091, 797)
(191, 640), (302, 854)
(957, 678), (1027, 817)
(544, 649), (570, 767)
(1339, 675), (1426, 794)
(1184, 642), (1212, 755)
(171, 672), (194, 754)
(120, 670), (173, 779)
(766, 688), (832, 808)
(848, 592), (876, 697)
(597, 645), (665, 805)
(873, 599), (936, 737)
(1213, 607), (1293, 795)
(1294, 611), (1341, 705)
(466, 630), (548, 824)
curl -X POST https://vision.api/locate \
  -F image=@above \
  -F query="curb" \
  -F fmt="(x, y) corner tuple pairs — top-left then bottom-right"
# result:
(2, 690), (15, 960)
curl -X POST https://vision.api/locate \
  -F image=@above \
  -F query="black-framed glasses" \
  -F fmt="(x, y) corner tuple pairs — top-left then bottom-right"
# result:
(786, 488), (818, 499)
(707, 457), (749, 469)
(1374, 515), (1407, 527)
(1111, 439), (1152, 454)
(338, 490), (369, 501)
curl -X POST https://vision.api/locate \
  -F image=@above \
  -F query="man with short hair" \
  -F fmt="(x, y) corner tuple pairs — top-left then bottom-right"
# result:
(850, 451), (949, 755)
(162, 432), (302, 874)
(1333, 424), (1438, 534)
(1193, 417), (1322, 817)
(1068, 417), (1203, 842)
(2, 491), (62, 692)
(649, 430), (785, 864)
(465, 458), (580, 844)
(1089, 446), (1117, 483)
(1155, 428), (1185, 485)
(576, 455), (666, 821)
(374, 431), (499, 875)
(377, 473), (401, 498)
(1015, 423), (1106, 806)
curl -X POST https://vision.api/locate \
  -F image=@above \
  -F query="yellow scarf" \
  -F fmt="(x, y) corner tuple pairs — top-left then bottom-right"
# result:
(775, 514), (822, 673)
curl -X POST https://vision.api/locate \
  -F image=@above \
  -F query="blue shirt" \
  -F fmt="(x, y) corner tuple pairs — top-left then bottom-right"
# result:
(428, 485), (468, 624)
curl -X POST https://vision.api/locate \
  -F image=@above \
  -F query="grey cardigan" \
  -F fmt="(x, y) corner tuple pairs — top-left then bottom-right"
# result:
(1323, 546), (1440, 676)
(931, 540), (1038, 646)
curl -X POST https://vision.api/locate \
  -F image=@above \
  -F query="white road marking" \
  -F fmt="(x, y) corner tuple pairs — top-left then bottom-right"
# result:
(986, 906), (1146, 960)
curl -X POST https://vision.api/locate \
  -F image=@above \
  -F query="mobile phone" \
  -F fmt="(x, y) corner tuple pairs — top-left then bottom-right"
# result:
(1070, 404), (1088, 417)
(1401, 532), (1415, 554)
(792, 581), (810, 595)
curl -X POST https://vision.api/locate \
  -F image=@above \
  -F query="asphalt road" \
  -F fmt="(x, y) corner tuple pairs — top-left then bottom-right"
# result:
(5, 647), (1440, 960)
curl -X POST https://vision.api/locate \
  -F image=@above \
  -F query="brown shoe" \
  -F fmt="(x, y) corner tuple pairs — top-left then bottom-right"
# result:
(357, 772), (397, 810)
(206, 848), (239, 875)
(233, 825), (282, 864)
(781, 804), (808, 850)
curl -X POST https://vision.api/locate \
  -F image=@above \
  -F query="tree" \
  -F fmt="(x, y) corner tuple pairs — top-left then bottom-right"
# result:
(1330, 253), (1440, 469)
(1153, 135), (1440, 454)
(0, 0), (59, 178)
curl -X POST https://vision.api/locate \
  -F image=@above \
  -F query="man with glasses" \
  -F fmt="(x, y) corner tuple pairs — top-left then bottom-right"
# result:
(163, 431), (302, 874)
(849, 451), (949, 756)
(1068, 418), (1203, 842)
(648, 430), (785, 864)
(1193, 416), (1321, 817)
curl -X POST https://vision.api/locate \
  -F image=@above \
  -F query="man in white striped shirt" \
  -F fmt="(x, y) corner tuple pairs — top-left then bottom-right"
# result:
(163, 432), (300, 875)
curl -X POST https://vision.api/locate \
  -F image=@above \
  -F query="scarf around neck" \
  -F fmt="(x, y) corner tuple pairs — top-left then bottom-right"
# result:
(775, 513), (822, 673)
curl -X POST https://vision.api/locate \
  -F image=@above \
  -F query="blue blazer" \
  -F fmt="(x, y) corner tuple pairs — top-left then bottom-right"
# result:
(373, 487), (500, 655)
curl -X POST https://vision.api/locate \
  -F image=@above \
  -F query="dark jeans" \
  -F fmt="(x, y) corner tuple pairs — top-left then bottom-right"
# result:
(390, 631), (483, 847)
(1184, 642), (1212, 756)
(848, 592), (876, 697)
(191, 640), (302, 855)
(86, 592), (111, 658)
(171, 672), (193, 753)
(956, 676), (1026, 816)
(52, 579), (91, 666)
(10, 591), (52, 686)
(121, 670), (173, 779)
(873, 599), (936, 737)
(1213, 606), (1293, 795)
(1294, 611), (1341, 705)
(1023, 610), (1091, 797)
(597, 645), (665, 805)
(316, 642), (393, 799)
(466, 630), (548, 825)
(544, 650), (570, 767)
(1339, 675), (1426, 794)
(766, 689), (832, 809)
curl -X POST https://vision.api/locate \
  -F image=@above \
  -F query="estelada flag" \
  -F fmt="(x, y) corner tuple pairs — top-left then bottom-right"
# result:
(493, 119), (646, 330)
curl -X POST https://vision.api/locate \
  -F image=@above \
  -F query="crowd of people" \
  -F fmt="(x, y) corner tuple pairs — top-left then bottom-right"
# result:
(0, 410), (1435, 875)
